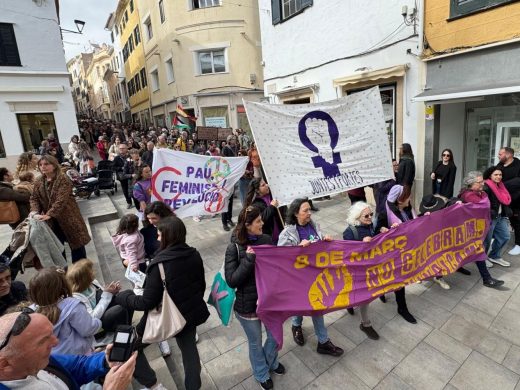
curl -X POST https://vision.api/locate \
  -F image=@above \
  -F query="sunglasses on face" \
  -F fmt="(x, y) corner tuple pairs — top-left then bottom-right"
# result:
(442, 153), (450, 157)
(0, 307), (34, 351)
(362, 213), (374, 218)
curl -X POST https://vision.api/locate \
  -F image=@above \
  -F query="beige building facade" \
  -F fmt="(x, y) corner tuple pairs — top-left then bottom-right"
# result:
(135, 0), (264, 132)
(84, 45), (114, 120)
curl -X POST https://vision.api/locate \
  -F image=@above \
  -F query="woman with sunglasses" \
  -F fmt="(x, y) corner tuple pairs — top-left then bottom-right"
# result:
(343, 202), (387, 340)
(431, 148), (457, 198)
(225, 206), (285, 390)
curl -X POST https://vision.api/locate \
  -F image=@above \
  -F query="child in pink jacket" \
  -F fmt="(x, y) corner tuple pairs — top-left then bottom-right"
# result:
(111, 214), (147, 273)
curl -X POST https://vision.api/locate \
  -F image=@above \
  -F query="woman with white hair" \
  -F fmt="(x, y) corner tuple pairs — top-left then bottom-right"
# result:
(343, 201), (386, 340)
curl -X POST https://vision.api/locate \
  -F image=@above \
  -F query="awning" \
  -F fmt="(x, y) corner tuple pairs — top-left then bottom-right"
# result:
(333, 64), (409, 88)
(413, 81), (520, 102)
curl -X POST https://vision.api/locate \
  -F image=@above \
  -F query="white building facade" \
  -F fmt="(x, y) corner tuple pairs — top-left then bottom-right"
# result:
(259, 0), (426, 198)
(0, 0), (79, 168)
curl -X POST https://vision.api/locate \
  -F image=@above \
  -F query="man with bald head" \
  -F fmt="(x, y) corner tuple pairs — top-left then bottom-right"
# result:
(0, 311), (135, 389)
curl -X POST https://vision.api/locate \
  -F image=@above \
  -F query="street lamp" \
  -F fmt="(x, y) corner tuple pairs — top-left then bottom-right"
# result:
(61, 19), (86, 34)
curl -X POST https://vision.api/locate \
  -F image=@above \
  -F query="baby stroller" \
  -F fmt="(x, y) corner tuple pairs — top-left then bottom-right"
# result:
(66, 168), (100, 199)
(97, 160), (118, 195)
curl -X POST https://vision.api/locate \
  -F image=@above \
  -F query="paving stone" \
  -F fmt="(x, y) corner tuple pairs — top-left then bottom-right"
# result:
(489, 308), (520, 346)
(420, 283), (467, 311)
(303, 360), (370, 389)
(376, 315), (433, 355)
(405, 294), (453, 329)
(462, 281), (514, 317)
(331, 307), (387, 345)
(373, 373), (414, 390)
(204, 341), (257, 390)
(339, 338), (406, 388)
(393, 342), (461, 389)
(288, 324), (356, 376)
(424, 329), (472, 364)
(206, 316), (247, 354)
(503, 345), (520, 375)
(450, 351), (519, 390)
(441, 315), (512, 363)
(451, 302), (495, 329)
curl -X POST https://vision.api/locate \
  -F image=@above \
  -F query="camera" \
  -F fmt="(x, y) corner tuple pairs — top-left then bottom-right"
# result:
(108, 325), (138, 362)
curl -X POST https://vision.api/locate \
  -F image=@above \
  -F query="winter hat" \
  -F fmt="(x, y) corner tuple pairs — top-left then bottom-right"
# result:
(387, 185), (404, 203)
(419, 194), (446, 214)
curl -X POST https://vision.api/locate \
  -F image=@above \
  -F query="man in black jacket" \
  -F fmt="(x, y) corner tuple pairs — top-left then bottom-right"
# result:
(113, 144), (133, 209)
(497, 146), (520, 255)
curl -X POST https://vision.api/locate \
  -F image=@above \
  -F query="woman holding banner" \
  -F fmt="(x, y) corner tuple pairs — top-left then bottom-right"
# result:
(458, 171), (504, 288)
(278, 198), (344, 357)
(343, 201), (384, 340)
(225, 206), (285, 390)
(245, 178), (284, 244)
(375, 185), (417, 324)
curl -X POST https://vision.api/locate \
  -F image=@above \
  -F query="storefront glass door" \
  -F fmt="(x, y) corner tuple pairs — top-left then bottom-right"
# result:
(494, 122), (520, 163)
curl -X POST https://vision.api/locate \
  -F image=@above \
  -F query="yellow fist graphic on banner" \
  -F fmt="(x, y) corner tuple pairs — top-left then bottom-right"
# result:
(308, 265), (353, 310)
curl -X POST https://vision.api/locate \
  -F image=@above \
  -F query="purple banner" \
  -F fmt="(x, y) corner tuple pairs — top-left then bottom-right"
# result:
(254, 202), (490, 347)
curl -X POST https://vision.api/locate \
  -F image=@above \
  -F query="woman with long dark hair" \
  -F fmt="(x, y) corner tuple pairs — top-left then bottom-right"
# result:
(431, 148), (457, 198)
(245, 178), (284, 244)
(375, 185), (417, 324)
(116, 216), (209, 390)
(225, 206), (285, 389)
(396, 143), (415, 190)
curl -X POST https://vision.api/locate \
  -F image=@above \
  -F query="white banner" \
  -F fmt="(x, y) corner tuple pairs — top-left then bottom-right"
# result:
(151, 149), (248, 218)
(244, 87), (394, 205)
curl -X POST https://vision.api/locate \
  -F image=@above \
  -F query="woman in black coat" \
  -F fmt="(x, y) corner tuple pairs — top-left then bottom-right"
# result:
(431, 148), (457, 198)
(396, 143), (415, 190)
(244, 178), (284, 244)
(225, 206), (285, 389)
(117, 216), (209, 390)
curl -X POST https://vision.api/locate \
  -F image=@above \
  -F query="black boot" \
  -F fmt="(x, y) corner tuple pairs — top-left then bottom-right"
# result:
(395, 287), (417, 324)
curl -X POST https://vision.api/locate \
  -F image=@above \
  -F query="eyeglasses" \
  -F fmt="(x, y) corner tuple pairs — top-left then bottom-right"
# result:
(442, 153), (451, 157)
(0, 307), (34, 351)
(362, 213), (374, 218)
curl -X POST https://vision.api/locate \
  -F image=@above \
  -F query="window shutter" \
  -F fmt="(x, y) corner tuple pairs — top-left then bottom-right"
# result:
(0, 23), (21, 66)
(302, 0), (313, 9)
(271, 0), (281, 25)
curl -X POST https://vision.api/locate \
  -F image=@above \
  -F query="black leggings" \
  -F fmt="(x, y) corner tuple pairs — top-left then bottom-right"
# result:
(95, 290), (133, 332)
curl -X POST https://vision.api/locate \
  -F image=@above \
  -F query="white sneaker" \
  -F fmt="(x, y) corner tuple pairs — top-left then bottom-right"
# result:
(508, 245), (520, 255)
(489, 258), (511, 267)
(192, 216), (201, 222)
(158, 340), (171, 357)
(433, 277), (450, 290)
(485, 259), (494, 268)
(142, 383), (168, 390)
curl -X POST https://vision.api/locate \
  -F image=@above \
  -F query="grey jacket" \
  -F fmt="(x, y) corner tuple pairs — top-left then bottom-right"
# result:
(29, 217), (66, 268)
(277, 220), (324, 247)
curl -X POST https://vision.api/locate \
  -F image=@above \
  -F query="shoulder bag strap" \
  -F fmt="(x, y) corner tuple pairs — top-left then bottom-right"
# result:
(158, 262), (167, 288)
(351, 225), (359, 241)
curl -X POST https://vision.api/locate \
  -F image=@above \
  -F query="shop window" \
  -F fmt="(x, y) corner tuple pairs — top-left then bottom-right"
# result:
(0, 23), (21, 66)
(198, 50), (226, 75)
(16, 113), (57, 152)
(236, 105), (252, 135)
(191, 0), (220, 10)
(271, 0), (313, 25)
(449, 0), (518, 18)
(202, 106), (228, 127)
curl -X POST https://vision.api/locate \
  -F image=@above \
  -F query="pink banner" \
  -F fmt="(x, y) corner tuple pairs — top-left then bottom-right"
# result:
(254, 202), (490, 347)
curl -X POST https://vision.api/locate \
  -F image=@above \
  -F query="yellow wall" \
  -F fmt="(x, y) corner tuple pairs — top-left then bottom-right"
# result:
(115, 0), (149, 114)
(137, 0), (263, 109)
(424, 0), (520, 56)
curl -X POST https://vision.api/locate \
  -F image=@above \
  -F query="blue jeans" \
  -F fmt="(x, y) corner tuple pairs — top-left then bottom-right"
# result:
(485, 217), (510, 259)
(239, 178), (252, 207)
(291, 315), (328, 344)
(236, 313), (279, 383)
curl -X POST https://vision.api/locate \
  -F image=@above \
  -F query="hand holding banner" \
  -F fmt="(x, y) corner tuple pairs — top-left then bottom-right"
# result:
(253, 201), (490, 348)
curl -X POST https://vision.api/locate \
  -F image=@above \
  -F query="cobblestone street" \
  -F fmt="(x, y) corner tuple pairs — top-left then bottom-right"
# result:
(2, 191), (520, 390)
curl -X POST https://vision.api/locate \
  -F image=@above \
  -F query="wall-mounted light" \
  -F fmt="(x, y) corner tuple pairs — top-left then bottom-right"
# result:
(61, 19), (86, 34)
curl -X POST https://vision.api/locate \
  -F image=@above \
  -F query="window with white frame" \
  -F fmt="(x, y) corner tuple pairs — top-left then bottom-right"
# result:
(165, 58), (174, 83)
(150, 69), (159, 91)
(159, 0), (166, 23)
(198, 50), (225, 74)
(191, 0), (220, 10)
(144, 17), (153, 40)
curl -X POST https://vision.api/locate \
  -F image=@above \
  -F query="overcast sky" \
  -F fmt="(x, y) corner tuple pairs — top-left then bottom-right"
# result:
(60, 0), (118, 60)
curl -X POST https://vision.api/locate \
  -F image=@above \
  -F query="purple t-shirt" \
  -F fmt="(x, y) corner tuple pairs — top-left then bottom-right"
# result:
(296, 223), (319, 242)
